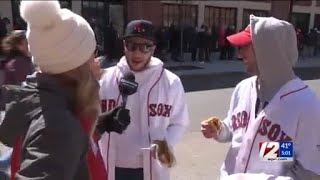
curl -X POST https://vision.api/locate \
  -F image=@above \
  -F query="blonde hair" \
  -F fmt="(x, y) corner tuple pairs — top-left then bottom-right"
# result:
(53, 61), (100, 134)
(1, 30), (27, 58)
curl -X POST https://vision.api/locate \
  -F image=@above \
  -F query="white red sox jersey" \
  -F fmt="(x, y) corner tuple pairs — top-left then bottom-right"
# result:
(216, 76), (320, 180)
(98, 56), (189, 180)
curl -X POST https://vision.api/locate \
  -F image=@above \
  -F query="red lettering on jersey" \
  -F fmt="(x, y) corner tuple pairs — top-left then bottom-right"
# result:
(149, 103), (172, 118)
(163, 105), (172, 117)
(157, 103), (163, 116)
(279, 131), (292, 141)
(232, 115), (237, 130)
(101, 100), (107, 112)
(149, 104), (157, 117)
(240, 111), (249, 128)
(100, 99), (116, 112)
(236, 112), (241, 127)
(258, 118), (271, 136)
(268, 124), (281, 141)
(108, 99), (116, 111)
(258, 116), (292, 142)
(231, 111), (249, 131)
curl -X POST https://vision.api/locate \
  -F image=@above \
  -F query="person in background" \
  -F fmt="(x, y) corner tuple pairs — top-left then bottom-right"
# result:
(305, 28), (317, 57)
(225, 25), (236, 60)
(198, 25), (210, 63)
(218, 24), (227, 60)
(1, 30), (34, 85)
(0, 16), (10, 57)
(0, 16), (9, 40)
(104, 22), (118, 62)
(296, 28), (305, 58)
(13, 17), (27, 31)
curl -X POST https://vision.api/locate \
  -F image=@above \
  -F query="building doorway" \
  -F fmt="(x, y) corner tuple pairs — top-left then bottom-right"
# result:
(81, 0), (124, 58)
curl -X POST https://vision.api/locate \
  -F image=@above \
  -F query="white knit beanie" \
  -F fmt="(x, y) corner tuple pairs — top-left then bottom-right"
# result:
(19, 0), (96, 74)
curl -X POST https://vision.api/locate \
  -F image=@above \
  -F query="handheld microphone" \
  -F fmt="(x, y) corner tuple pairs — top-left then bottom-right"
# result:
(119, 71), (138, 108)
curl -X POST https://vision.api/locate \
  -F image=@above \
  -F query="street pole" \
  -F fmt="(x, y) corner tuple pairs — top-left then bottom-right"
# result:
(180, 0), (184, 61)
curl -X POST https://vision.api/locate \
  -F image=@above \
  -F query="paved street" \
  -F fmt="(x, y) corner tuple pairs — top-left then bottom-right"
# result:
(171, 87), (233, 180)
(171, 78), (320, 180)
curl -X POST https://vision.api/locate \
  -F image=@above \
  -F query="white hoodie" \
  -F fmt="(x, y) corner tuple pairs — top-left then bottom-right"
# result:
(216, 15), (320, 180)
(98, 56), (189, 180)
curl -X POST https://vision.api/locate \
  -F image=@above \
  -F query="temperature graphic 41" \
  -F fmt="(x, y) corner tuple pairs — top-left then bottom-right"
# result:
(259, 142), (293, 161)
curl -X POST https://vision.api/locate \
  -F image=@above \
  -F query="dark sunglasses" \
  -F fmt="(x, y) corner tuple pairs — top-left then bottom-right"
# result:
(125, 41), (154, 53)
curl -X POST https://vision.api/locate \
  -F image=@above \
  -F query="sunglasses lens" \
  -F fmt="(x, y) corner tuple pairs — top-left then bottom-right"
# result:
(140, 44), (153, 53)
(126, 42), (137, 52)
(126, 41), (153, 53)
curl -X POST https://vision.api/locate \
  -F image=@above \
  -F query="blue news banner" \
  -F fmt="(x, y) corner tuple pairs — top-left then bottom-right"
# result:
(259, 141), (293, 161)
(279, 142), (294, 160)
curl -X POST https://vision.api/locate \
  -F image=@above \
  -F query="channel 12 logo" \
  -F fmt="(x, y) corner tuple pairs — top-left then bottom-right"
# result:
(259, 142), (294, 161)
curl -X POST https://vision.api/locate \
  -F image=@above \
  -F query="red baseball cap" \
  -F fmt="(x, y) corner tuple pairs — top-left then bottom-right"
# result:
(227, 25), (252, 47)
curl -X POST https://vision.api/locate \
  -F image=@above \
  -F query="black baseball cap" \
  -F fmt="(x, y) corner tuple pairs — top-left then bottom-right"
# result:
(123, 20), (155, 42)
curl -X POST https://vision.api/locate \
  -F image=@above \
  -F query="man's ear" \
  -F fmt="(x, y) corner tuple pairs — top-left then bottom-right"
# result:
(123, 40), (126, 51)
(151, 45), (157, 55)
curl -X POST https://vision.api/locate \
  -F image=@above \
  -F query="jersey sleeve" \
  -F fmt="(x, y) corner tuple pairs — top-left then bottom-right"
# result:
(215, 83), (241, 143)
(165, 77), (189, 147)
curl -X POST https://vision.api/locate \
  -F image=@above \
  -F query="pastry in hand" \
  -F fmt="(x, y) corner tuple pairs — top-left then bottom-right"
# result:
(153, 140), (176, 168)
(205, 117), (222, 133)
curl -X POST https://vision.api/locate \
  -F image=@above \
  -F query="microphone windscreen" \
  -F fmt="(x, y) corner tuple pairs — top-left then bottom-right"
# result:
(123, 71), (135, 81)
(119, 71), (138, 96)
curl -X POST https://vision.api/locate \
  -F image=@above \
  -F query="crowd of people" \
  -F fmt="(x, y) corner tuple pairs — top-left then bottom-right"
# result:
(0, 1), (320, 180)
(296, 26), (320, 58)
(153, 24), (237, 63)
(3, 13), (320, 65)
(88, 20), (320, 64)
(81, 20), (240, 64)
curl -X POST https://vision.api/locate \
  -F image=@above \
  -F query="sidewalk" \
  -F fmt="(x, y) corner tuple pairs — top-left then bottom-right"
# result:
(101, 53), (320, 77)
(163, 55), (320, 77)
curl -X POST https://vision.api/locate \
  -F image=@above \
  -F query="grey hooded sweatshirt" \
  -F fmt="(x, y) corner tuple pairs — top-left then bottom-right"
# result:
(251, 15), (297, 104)
(0, 73), (90, 180)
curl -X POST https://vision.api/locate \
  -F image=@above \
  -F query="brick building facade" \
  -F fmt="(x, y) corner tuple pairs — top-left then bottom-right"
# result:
(2, 0), (320, 34)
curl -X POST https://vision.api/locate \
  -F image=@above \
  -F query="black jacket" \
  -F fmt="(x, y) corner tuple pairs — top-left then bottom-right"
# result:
(0, 73), (90, 180)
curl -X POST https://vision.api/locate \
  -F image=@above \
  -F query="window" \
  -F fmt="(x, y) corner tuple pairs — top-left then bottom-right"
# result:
(81, 0), (125, 54)
(109, 0), (124, 5)
(81, 0), (109, 48)
(162, 3), (198, 27)
(293, 0), (312, 6)
(242, 9), (269, 29)
(109, 4), (125, 37)
(291, 12), (310, 34)
(204, 6), (237, 30)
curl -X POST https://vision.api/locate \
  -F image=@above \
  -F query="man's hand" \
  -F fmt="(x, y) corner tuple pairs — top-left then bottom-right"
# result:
(96, 107), (130, 134)
(201, 117), (221, 139)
